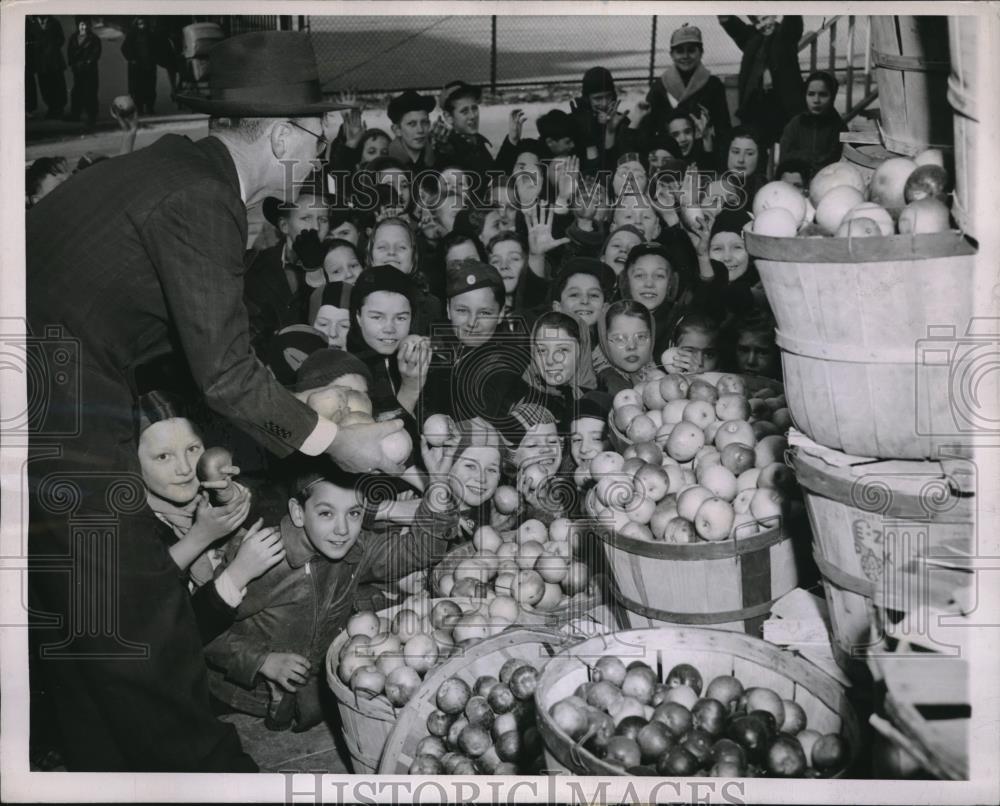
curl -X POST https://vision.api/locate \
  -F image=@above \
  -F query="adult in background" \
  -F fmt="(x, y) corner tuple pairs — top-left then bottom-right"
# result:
(27, 32), (405, 772)
(28, 15), (67, 119)
(65, 17), (102, 129)
(718, 14), (806, 145)
(121, 16), (159, 115)
(643, 24), (731, 158)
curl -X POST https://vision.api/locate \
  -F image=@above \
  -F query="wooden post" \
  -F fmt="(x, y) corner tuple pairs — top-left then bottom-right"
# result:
(846, 16), (855, 112)
(490, 15), (498, 94)
(828, 19), (837, 73)
(810, 39), (818, 72)
(649, 16), (658, 84)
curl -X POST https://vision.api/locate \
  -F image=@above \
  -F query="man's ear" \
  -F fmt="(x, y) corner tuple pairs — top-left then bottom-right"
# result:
(442, 110), (455, 127)
(270, 120), (290, 159)
(278, 217), (291, 238)
(288, 496), (305, 528)
(552, 300), (563, 313)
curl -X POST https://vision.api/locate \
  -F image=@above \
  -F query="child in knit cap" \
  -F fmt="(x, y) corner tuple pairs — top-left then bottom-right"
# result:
(568, 390), (613, 479)
(778, 70), (847, 173)
(569, 66), (630, 179)
(386, 89), (437, 171)
(263, 324), (330, 386)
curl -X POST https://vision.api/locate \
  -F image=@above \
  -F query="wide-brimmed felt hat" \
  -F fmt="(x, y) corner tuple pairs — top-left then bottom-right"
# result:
(175, 32), (349, 117)
(387, 89), (436, 124)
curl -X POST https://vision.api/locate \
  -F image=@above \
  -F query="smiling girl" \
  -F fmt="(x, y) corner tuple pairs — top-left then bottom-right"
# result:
(365, 216), (443, 334)
(594, 300), (660, 396)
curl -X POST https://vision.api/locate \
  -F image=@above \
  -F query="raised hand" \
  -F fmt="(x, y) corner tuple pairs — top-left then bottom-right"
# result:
(226, 518), (285, 589)
(189, 483), (252, 547)
(341, 106), (366, 147)
(508, 108), (527, 145)
(630, 99), (651, 129)
(556, 155), (580, 202)
(526, 202), (571, 255)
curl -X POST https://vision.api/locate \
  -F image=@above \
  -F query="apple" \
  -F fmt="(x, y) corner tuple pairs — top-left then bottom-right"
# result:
(835, 216), (881, 238)
(898, 197), (950, 234)
(660, 374), (690, 401)
(666, 421), (706, 462)
(517, 519), (547, 545)
(698, 464), (739, 501)
(385, 665), (422, 706)
(619, 520), (654, 541)
(749, 488), (784, 527)
(870, 157), (918, 210)
(694, 497), (735, 541)
(757, 461), (796, 493)
(904, 163), (949, 203)
(815, 185), (865, 235)
(590, 451), (625, 477)
(423, 414), (454, 447)
(676, 484), (714, 522)
(809, 161), (865, 206)
(683, 399), (717, 430)
(614, 404), (644, 432)
(715, 419), (756, 450)
(642, 379), (668, 410)
(661, 398), (690, 425)
(627, 414), (657, 443)
(613, 389), (642, 410)
(687, 379), (719, 404)
(720, 442), (756, 476)
(753, 206), (799, 237)
(634, 464), (670, 502)
(754, 435), (788, 468)
(632, 440), (664, 466)
(753, 180), (808, 226)
(716, 393), (751, 422)
(472, 525), (502, 553)
(347, 611), (380, 638)
(842, 202), (894, 236)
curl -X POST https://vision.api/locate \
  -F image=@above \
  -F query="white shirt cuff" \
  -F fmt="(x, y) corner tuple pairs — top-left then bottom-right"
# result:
(299, 417), (339, 456)
(214, 570), (247, 608)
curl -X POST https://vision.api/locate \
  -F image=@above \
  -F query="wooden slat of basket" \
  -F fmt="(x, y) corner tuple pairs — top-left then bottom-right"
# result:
(378, 627), (570, 774)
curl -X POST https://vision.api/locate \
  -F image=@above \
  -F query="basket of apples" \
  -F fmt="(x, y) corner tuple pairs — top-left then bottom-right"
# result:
(377, 627), (571, 774)
(431, 519), (601, 624)
(587, 372), (804, 634)
(326, 593), (554, 773)
(535, 626), (861, 778)
(742, 154), (981, 460)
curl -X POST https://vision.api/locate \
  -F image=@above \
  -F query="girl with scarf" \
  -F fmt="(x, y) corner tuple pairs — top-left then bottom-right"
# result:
(706, 127), (769, 214)
(365, 216), (443, 335)
(593, 300), (661, 397)
(617, 242), (688, 362)
(643, 24), (732, 160)
(600, 224), (645, 277)
(135, 391), (284, 642)
(307, 281), (353, 349)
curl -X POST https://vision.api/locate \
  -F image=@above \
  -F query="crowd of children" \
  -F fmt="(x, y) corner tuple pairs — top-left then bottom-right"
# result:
(36, 15), (831, 740)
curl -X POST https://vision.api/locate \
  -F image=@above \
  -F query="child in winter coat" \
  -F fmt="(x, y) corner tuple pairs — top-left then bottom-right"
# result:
(779, 71), (848, 173)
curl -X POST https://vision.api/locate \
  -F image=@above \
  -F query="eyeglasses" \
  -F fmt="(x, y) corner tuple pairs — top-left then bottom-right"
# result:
(607, 332), (651, 348)
(286, 120), (329, 158)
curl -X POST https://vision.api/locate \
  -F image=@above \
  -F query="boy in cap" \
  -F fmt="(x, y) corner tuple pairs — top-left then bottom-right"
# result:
(537, 109), (579, 159)
(387, 89), (437, 171)
(432, 80), (496, 189)
(569, 66), (633, 180)
(644, 23), (731, 159)
(422, 258), (523, 421)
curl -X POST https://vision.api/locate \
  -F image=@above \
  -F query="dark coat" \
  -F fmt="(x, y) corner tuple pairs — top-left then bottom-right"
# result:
(28, 16), (65, 74)
(779, 109), (848, 172)
(644, 70), (731, 155)
(26, 134), (328, 771)
(721, 15), (806, 141)
(205, 507), (457, 722)
(243, 242), (313, 359)
(67, 31), (102, 74)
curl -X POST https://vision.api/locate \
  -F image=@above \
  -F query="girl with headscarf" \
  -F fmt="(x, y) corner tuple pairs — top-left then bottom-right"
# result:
(593, 300), (661, 396)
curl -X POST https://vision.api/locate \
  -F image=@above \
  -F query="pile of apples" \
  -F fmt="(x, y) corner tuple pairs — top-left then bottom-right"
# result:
(333, 593), (534, 708)
(436, 519), (594, 611)
(406, 657), (546, 775)
(585, 373), (800, 543)
(547, 656), (849, 777)
(752, 148), (954, 239)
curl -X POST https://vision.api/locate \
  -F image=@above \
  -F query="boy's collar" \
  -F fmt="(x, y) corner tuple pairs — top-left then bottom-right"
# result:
(279, 514), (364, 568)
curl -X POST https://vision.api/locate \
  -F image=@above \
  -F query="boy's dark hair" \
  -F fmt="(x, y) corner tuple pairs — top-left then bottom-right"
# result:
(374, 182), (402, 213)
(727, 308), (777, 341)
(486, 229), (527, 256)
(322, 237), (361, 262)
(536, 109), (575, 142)
(775, 158), (813, 185)
(366, 156), (411, 177)
(329, 205), (373, 233)
(358, 128), (391, 155)
(441, 230), (489, 263)
(452, 205), (498, 241)
(666, 110), (697, 130)
(26, 157), (68, 204)
(673, 310), (721, 344)
(287, 456), (364, 506)
(805, 70), (839, 97)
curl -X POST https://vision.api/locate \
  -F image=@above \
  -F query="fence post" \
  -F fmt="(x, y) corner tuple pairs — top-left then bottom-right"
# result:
(846, 16), (855, 112)
(649, 16), (658, 85)
(490, 15), (498, 94)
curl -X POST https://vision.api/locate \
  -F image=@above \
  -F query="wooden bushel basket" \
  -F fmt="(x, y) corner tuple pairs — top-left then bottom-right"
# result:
(746, 229), (983, 460)
(325, 597), (529, 773)
(592, 514), (800, 636)
(948, 15), (980, 241)
(534, 627), (862, 776)
(789, 437), (975, 677)
(870, 16), (953, 156)
(377, 627), (571, 774)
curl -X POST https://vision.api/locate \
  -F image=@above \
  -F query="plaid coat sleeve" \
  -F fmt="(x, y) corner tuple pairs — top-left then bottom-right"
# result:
(141, 180), (322, 457)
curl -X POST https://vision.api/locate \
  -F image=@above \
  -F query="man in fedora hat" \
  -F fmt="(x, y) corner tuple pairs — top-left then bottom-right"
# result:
(26, 32), (407, 771)
(386, 88), (436, 171)
(432, 79), (496, 188)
